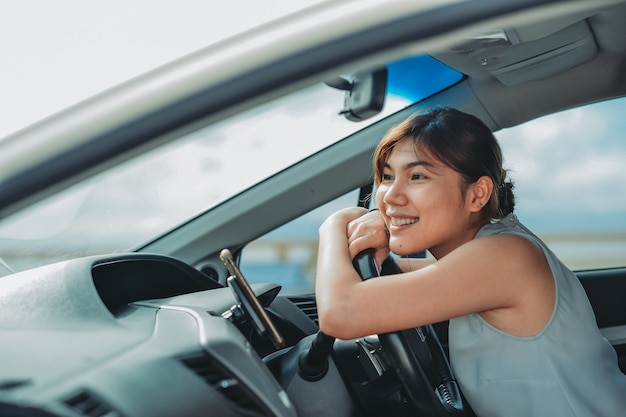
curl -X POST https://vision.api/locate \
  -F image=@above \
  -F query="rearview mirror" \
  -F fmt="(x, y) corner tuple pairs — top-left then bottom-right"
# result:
(325, 67), (387, 122)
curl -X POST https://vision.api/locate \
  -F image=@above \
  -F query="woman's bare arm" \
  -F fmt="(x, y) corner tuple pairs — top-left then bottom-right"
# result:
(316, 214), (554, 340)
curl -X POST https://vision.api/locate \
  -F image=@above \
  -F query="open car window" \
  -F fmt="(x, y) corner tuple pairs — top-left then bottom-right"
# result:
(243, 96), (626, 294)
(499, 96), (626, 271)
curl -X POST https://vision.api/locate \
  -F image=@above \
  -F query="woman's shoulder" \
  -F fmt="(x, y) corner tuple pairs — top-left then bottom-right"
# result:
(476, 232), (546, 266)
(462, 229), (556, 335)
(445, 225), (552, 298)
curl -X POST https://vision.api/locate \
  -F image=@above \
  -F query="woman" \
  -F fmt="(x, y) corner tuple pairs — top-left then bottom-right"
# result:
(315, 107), (626, 416)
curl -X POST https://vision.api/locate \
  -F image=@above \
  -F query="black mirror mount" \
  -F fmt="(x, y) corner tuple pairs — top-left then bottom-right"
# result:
(325, 66), (387, 122)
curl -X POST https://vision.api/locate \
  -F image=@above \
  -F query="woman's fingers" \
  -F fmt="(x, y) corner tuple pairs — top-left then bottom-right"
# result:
(347, 210), (389, 260)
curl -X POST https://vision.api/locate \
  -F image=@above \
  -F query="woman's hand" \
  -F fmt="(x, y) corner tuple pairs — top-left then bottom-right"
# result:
(319, 207), (390, 264)
(347, 209), (390, 267)
(319, 206), (368, 233)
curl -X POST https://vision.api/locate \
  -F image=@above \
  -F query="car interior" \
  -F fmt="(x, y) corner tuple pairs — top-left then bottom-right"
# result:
(0, 1), (625, 416)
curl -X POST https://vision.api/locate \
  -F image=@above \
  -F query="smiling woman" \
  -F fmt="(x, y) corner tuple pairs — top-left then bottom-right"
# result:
(314, 106), (626, 417)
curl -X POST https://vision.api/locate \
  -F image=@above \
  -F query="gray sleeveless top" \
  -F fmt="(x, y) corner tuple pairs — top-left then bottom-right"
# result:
(449, 214), (626, 417)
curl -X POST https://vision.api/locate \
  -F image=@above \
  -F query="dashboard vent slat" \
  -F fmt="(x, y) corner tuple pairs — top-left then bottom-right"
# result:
(288, 296), (318, 324)
(181, 355), (273, 417)
(63, 390), (122, 417)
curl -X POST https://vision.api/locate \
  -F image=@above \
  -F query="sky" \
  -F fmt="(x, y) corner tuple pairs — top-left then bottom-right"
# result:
(496, 99), (626, 232)
(0, 0), (325, 139)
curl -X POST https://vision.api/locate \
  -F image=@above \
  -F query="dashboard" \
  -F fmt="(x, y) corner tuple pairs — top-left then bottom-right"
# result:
(5, 240), (620, 417)
(0, 253), (324, 417)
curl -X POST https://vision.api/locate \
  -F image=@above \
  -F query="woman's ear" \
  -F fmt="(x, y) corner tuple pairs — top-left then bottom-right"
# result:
(467, 176), (493, 213)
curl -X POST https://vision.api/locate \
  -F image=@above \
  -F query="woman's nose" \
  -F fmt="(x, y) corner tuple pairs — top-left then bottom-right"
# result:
(381, 180), (408, 206)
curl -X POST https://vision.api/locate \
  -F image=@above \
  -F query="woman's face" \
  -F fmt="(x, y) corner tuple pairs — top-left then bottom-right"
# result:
(375, 138), (480, 258)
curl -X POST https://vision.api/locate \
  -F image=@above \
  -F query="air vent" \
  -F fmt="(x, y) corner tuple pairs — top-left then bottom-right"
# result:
(181, 355), (273, 417)
(63, 390), (122, 417)
(288, 296), (318, 325)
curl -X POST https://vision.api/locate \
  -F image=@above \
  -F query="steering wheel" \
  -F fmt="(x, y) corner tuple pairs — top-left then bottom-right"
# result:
(353, 249), (470, 417)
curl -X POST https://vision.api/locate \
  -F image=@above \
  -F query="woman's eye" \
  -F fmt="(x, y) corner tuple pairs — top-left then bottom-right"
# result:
(412, 173), (426, 180)
(382, 173), (393, 181)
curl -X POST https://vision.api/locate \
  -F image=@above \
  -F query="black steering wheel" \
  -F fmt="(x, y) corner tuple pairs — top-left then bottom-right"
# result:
(353, 249), (470, 417)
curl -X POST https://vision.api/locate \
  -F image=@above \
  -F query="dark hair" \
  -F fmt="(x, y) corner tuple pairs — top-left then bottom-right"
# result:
(373, 107), (514, 221)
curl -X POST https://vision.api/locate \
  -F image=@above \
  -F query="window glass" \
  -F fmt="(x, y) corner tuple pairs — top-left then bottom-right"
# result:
(387, 55), (464, 103)
(0, 82), (391, 272)
(241, 189), (361, 295)
(0, 54), (463, 273)
(497, 97), (626, 270)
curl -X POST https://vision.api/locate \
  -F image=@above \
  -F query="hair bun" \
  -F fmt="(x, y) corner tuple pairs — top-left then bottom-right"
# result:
(498, 181), (515, 217)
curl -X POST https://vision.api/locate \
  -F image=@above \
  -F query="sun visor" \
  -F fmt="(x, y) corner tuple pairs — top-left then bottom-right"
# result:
(470, 21), (597, 86)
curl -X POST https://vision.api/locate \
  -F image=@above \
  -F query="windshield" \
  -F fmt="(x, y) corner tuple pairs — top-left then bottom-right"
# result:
(0, 55), (463, 272)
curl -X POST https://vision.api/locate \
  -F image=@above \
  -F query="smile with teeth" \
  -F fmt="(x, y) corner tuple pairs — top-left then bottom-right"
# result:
(389, 217), (418, 226)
